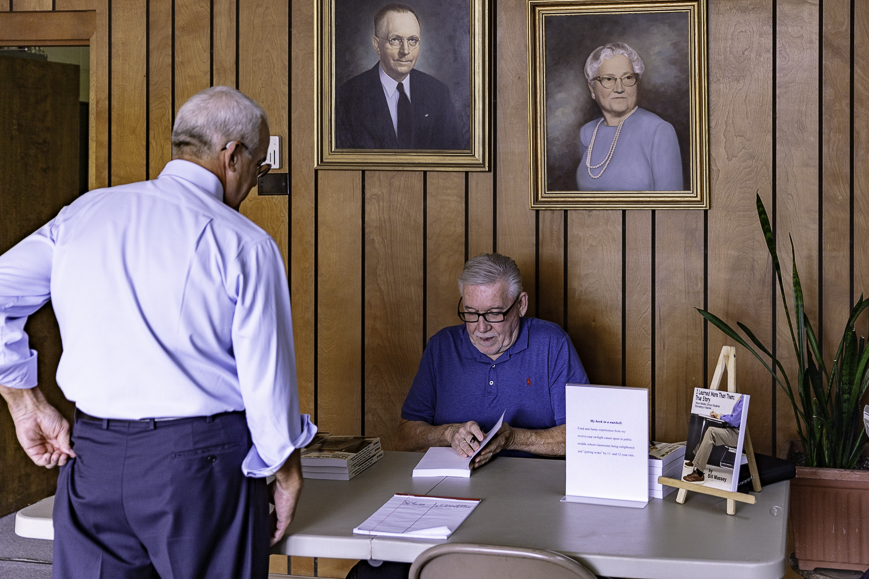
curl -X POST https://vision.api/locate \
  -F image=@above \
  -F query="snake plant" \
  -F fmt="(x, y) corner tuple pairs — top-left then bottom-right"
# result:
(697, 194), (869, 469)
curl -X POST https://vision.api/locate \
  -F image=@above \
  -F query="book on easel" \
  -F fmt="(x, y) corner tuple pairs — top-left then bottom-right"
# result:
(659, 346), (761, 516)
(681, 388), (750, 493)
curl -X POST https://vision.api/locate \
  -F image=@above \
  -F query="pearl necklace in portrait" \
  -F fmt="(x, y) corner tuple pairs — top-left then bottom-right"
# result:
(585, 105), (639, 180)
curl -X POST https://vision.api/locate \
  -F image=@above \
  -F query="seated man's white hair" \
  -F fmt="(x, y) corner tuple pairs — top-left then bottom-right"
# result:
(171, 86), (268, 160)
(458, 253), (523, 300)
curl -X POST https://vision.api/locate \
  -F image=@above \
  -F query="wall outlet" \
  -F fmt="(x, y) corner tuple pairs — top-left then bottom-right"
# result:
(267, 136), (281, 169)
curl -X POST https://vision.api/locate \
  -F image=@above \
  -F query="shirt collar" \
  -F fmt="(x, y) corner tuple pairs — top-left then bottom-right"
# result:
(158, 159), (224, 203)
(379, 65), (411, 100)
(460, 316), (531, 364)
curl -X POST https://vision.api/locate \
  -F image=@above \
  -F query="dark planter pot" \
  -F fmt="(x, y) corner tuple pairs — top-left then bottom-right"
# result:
(786, 441), (869, 572)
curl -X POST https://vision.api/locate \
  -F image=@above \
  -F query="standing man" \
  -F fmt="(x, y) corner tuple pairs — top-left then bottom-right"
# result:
(335, 3), (465, 150)
(0, 86), (316, 578)
(395, 253), (589, 467)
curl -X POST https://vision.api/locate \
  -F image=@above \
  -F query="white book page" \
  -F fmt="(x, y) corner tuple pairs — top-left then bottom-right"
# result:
(412, 411), (505, 477)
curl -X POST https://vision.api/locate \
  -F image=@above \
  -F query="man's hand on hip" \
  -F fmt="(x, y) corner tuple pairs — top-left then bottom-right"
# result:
(0, 384), (75, 469)
(269, 448), (303, 546)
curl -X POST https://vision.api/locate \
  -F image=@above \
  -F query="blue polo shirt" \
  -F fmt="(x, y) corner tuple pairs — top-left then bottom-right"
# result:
(401, 317), (588, 438)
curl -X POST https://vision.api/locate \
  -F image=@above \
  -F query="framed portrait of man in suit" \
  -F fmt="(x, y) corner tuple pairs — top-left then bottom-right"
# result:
(527, 1), (709, 209)
(316, 0), (489, 171)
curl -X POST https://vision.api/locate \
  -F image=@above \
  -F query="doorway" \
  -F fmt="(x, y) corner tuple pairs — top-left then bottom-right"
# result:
(0, 47), (84, 517)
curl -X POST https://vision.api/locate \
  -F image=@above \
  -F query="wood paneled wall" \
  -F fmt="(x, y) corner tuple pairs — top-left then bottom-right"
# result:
(1, 0), (868, 576)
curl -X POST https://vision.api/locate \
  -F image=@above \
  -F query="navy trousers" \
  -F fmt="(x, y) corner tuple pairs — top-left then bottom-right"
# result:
(52, 411), (270, 579)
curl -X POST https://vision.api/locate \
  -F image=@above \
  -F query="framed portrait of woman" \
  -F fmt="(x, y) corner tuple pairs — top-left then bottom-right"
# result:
(316, 0), (489, 171)
(528, 0), (709, 209)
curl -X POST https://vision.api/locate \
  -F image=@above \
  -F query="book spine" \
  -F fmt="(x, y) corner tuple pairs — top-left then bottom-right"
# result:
(346, 450), (384, 477)
(347, 440), (382, 468)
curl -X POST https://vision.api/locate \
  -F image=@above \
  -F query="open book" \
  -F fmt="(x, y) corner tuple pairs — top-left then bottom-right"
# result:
(412, 412), (505, 478)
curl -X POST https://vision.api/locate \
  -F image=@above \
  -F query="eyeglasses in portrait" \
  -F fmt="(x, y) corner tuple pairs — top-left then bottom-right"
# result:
(316, 0), (489, 171)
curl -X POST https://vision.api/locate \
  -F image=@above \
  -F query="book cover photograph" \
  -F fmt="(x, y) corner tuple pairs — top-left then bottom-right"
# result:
(300, 433), (382, 480)
(681, 389), (750, 492)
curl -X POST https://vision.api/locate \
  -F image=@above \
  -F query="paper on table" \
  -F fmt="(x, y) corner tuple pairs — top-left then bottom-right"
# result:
(412, 411), (505, 477)
(352, 494), (481, 540)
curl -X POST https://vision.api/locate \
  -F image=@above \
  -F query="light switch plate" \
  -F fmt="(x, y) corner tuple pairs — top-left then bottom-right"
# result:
(267, 136), (281, 169)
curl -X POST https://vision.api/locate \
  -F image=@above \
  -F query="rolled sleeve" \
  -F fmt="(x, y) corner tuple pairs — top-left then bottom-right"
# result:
(231, 239), (317, 477)
(0, 223), (54, 389)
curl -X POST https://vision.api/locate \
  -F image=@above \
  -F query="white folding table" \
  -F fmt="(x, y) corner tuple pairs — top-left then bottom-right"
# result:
(16, 451), (789, 579)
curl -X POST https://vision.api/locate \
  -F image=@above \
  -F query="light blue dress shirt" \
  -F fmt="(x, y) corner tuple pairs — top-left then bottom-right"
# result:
(0, 159), (315, 477)
(576, 107), (683, 192)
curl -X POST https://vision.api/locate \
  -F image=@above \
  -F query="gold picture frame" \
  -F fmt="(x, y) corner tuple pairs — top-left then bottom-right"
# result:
(528, 0), (709, 209)
(316, 0), (489, 171)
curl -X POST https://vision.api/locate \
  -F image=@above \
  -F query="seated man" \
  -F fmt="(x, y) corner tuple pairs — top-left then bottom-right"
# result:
(347, 253), (590, 579)
(395, 252), (589, 466)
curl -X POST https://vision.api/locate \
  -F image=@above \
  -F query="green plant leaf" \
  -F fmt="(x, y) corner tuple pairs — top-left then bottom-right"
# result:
(697, 194), (869, 470)
(846, 297), (869, 399)
(736, 320), (801, 413)
(757, 194), (800, 361)
(806, 354), (827, 421)
(840, 329), (858, 413)
(697, 308), (807, 435)
(791, 238), (809, 377)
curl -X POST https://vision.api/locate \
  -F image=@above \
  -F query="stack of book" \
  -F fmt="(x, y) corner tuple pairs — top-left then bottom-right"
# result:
(649, 441), (686, 499)
(301, 433), (383, 480)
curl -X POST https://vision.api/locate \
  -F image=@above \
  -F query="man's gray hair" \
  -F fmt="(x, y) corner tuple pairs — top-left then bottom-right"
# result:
(373, 3), (419, 36)
(457, 253), (523, 299)
(584, 42), (645, 82)
(171, 86), (268, 160)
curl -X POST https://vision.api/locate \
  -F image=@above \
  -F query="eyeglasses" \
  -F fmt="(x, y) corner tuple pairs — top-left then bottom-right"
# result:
(592, 74), (639, 89)
(222, 141), (272, 178)
(378, 35), (420, 49)
(457, 294), (521, 323)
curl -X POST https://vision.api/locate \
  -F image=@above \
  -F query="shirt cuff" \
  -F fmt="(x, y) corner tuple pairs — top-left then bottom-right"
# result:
(241, 414), (318, 478)
(0, 349), (38, 389)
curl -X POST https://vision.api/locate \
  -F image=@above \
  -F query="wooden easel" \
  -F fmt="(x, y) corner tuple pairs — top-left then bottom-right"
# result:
(658, 346), (761, 515)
